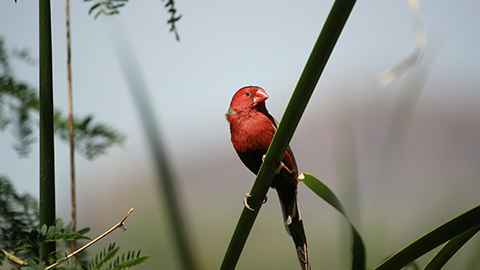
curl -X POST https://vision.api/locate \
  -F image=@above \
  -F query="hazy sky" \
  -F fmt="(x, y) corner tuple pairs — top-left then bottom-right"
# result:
(1, 0), (479, 199)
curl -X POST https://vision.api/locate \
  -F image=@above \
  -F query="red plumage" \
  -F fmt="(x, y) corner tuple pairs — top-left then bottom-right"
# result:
(226, 86), (310, 270)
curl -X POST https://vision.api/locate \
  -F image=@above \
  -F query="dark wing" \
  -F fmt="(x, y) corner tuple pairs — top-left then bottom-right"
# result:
(266, 114), (310, 269)
(269, 116), (298, 176)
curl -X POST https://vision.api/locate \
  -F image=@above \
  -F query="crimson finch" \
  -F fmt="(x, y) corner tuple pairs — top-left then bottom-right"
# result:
(226, 86), (310, 270)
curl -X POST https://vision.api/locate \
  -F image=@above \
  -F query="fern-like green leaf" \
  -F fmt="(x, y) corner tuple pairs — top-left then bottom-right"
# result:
(111, 255), (150, 270)
(93, 246), (120, 270)
(0, 38), (125, 159)
(64, 220), (75, 233)
(76, 227), (91, 235)
(45, 232), (91, 242)
(88, 243), (150, 270)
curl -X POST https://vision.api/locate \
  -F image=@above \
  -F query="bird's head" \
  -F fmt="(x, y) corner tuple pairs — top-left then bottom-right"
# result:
(226, 86), (269, 117)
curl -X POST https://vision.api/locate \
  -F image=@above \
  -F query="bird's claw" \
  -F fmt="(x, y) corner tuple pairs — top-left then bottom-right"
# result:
(243, 193), (255, 211)
(243, 193), (268, 211)
(262, 155), (293, 174)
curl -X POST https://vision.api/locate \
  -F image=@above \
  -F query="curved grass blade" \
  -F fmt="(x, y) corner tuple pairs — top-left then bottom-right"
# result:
(300, 173), (365, 270)
(423, 225), (480, 270)
(374, 205), (480, 270)
(107, 23), (198, 270)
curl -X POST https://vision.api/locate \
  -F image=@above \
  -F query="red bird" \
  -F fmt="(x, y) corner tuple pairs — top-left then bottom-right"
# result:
(226, 86), (310, 270)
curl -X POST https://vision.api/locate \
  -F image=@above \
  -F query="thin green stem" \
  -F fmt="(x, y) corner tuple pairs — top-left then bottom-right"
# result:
(220, 0), (356, 269)
(39, 0), (56, 262)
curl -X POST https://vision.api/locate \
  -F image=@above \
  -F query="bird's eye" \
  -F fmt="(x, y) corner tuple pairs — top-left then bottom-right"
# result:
(245, 92), (251, 97)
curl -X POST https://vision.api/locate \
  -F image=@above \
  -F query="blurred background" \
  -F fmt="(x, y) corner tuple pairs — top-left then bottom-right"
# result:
(1, 0), (479, 269)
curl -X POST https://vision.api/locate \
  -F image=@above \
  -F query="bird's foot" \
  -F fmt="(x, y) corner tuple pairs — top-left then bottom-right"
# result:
(243, 194), (254, 211)
(262, 155), (294, 174)
(243, 193), (268, 211)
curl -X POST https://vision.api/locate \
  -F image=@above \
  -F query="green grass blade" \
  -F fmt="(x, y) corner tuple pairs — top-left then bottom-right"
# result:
(220, 0), (356, 269)
(423, 225), (480, 270)
(108, 25), (198, 270)
(374, 205), (480, 270)
(301, 173), (365, 270)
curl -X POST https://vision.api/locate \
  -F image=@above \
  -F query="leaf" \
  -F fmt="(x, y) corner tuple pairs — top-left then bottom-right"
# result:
(40, 224), (47, 236)
(76, 227), (91, 235)
(21, 259), (46, 270)
(44, 232), (91, 242)
(374, 205), (480, 269)
(94, 9), (107, 20)
(112, 255), (150, 269)
(423, 225), (480, 270)
(0, 39), (124, 159)
(65, 220), (75, 233)
(300, 173), (365, 270)
(46, 226), (55, 236)
(55, 219), (63, 232)
(93, 246), (120, 269)
(11, 103), (35, 157)
(89, 2), (102, 15)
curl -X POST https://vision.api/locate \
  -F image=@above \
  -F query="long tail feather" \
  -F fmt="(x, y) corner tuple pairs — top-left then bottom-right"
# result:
(276, 181), (311, 270)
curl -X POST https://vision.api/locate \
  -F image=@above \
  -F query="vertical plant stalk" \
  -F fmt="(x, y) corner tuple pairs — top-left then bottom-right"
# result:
(65, 0), (77, 255)
(39, 0), (56, 262)
(220, 0), (356, 269)
(107, 24), (198, 270)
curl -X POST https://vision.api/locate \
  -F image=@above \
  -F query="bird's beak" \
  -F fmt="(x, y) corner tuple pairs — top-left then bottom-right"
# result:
(253, 88), (269, 104)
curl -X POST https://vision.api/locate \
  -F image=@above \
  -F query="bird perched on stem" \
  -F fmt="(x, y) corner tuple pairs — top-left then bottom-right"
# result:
(226, 86), (310, 270)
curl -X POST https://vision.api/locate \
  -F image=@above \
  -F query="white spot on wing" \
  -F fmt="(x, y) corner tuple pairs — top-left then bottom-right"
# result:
(285, 215), (292, 226)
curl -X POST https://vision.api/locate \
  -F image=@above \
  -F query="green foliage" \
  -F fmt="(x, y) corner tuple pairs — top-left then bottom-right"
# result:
(0, 176), (39, 261)
(86, 0), (128, 19)
(0, 176), (87, 267)
(374, 205), (480, 269)
(424, 226), (480, 269)
(20, 260), (46, 270)
(0, 177), (147, 269)
(88, 243), (150, 270)
(162, 0), (182, 41)
(39, 220), (91, 243)
(85, 0), (182, 41)
(298, 173), (480, 270)
(301, 173), (365, 270)
(54, 113), (125, 159)
(0, 37), (125, 159)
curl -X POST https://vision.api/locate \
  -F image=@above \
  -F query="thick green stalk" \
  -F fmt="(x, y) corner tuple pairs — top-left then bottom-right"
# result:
(39, 0), (56, 262)
(220, 0), (356, 269)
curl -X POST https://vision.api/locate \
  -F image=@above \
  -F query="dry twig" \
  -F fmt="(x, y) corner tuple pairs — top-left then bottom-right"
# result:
(46, 208), (134, 269)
